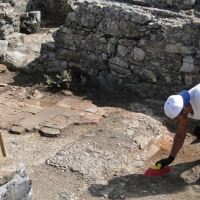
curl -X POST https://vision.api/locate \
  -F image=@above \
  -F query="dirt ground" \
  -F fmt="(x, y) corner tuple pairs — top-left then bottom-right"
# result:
(1, 67), (200, 200)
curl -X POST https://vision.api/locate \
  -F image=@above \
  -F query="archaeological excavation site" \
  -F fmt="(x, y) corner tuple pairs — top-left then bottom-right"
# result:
(1, 0), (200, 199)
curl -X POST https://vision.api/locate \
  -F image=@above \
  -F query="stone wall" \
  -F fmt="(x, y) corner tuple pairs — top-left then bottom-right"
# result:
(0, 3), (20, 39)
(1, 0), (197, 25)
(0, 0), (200, 98)
(0, 0), (75, 25)
(20, 0), (200, 25)
(0, 0), (29, 13)
(139, 0), (196, 9)
(51, 1), (200, 98)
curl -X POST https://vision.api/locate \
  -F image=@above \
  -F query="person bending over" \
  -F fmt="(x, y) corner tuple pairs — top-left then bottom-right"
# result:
(156, 83), (200, 168)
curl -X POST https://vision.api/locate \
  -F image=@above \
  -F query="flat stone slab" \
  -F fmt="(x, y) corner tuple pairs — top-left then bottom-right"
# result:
(9, 125), (25, 134)
(57, 98), (97, 113)
(21, 103), (45, 114)
(0, 87), (117, 132)
(78, 113), (102, 124)
(40, 116), (69, 130)
(56, 97), (82, 108)
(2, 99), (20, 109)
(60, 107), (85, 117)
(0, 104), (26, 129)
(25, 99), (41, 106)
(62, 90), (73, 96)
(19, 105), (70, 130)
(71, 100), (97, 113)
(38, 127), (60, 137)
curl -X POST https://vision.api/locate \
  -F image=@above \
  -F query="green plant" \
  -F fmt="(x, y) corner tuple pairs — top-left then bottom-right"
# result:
(56, 70), (72, 82)
(44, 74), (52, 86)
(44, 70), (72, 89)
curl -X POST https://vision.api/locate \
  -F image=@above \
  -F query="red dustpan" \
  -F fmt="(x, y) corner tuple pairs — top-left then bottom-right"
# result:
(144, 163), (172, 177)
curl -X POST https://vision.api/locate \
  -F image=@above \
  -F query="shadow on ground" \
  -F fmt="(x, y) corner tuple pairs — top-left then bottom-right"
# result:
(88, 160), (200, 199)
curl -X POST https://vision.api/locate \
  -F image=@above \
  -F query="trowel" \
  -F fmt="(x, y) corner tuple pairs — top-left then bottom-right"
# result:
(0, 131), (8, 157)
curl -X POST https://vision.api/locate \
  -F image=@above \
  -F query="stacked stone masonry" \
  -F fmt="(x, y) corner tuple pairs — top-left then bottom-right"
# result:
(0, 3), (20, 40)
(1, 0), (200, 98)
(50, 1), (200, 98)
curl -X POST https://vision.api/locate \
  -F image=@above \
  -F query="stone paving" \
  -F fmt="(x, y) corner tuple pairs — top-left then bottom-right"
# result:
(0, 86), (113, 136)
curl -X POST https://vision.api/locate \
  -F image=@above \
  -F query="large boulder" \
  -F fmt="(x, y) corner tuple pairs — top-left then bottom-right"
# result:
(0, 158), (32, 200)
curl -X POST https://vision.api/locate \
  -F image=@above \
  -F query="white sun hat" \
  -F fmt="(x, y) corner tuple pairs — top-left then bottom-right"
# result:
(164, 90), (190, 119)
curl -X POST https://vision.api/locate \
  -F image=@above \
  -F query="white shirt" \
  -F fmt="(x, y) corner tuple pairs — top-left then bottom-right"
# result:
(188, 84), (200, 119)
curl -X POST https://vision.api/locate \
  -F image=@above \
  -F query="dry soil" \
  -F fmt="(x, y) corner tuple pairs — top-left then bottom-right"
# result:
(1, 67), (200, 200)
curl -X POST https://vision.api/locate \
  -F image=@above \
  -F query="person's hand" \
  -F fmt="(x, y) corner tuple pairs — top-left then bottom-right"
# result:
(193, 126), (200, 140)
(155, 155), (175, 169)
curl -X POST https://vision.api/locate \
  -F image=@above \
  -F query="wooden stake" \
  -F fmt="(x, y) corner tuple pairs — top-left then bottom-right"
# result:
(0, 131), (8, 157)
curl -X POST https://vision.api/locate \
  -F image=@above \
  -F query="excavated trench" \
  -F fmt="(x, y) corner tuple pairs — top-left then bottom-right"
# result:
(1, 0), (200, 199)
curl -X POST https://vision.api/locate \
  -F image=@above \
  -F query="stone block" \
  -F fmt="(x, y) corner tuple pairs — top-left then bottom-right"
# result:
(117, 45), (128, 57)
(41, 42), (56, 52)
(133, 47), (145, 61)
(40, 115), (69, 130)
(0, 3), (14, 15)
(28, 11), (41, 22)
(46, 60), (68, 73)
(0, 163), (32, 200)
(1, 51), (35, 70)
(0, 158), (17, 186)
(38, 127), (60, 137)
(81, 113), (102, 124)
(20, 13), (28, 20)
(70, 100), (97, 113)
(0, 12), (5, 19)
(118, 39), (137, 47)
(19, 105), (72, 130)
(62, 90), (73, 96)
(10, 125), (25, 134)
(56, 97), (82, 109)
(56, 49), (83, 62)
(68, 62), (82, 69)
(180, 63), (194, 73)
(130, 12), (152, 24)
(0, 40), (8, 52)
(61, 108), (85, 117)
(183, 56), (194, 64)
(109, 63), (132, 78)
(108, 57), (128, 69)
(4, 33), (26, 47)
(165, 44), (193, 54)
(142, 68), (157, 83)
(184, 74), (193, 85)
